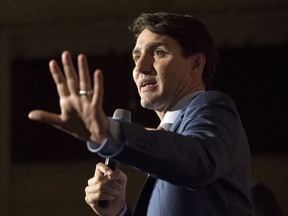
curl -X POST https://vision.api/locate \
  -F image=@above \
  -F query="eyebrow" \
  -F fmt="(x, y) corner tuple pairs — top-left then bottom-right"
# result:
(132, 41), (169, 55)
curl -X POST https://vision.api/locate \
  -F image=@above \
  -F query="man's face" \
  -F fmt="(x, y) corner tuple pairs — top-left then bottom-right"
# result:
(132, 29), (197, 112)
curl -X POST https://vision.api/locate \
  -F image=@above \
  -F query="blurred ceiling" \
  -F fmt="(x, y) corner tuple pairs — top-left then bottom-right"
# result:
(0, 0), (287, 26)
(0, 0), (287, 59)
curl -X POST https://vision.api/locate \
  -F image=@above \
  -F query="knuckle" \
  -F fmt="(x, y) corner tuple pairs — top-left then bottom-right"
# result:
(87, 178), (93, 185)
(85, 194), (91, 204)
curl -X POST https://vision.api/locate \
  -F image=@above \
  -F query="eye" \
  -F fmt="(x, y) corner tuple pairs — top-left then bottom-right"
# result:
(133, 54), (140, 63)
(153, 50), (166, 58)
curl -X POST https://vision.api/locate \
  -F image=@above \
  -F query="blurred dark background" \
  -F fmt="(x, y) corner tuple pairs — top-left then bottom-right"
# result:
(0, 0), (287, 215)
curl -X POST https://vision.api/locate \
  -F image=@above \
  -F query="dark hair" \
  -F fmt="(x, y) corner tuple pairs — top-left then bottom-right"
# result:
(129, 12), (218, 90)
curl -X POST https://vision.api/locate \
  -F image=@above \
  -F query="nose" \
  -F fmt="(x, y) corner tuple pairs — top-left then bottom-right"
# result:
(134, 54), (153, 74)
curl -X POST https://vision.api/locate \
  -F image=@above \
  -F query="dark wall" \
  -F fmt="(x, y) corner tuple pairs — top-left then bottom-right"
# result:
(214, 46), (288, 153)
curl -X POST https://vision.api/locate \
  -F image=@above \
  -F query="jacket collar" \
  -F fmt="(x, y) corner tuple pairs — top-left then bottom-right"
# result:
(169, 91), (204, 132)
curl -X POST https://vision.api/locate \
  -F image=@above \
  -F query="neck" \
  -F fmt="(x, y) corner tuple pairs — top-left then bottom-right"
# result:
(155, 110), (165, 121)
(154, 87), (205, 120)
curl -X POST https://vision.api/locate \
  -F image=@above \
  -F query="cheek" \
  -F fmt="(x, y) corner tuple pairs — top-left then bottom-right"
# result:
(132, 70), (140, 89)
(132, 69), (137, 82)
(158, 63), (177, 83)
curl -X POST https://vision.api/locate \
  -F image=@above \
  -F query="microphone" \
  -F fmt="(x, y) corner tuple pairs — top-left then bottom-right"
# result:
(98, 109), (131, 208)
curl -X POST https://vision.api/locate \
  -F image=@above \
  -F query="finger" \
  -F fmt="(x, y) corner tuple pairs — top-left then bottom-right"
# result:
(85, 186), (103, 205)
(49, 60), (69, 98)
(108, 169), (128, 183)
(78, 54), (92, 93)
(94, 162), (113, 177)
(61, 51), (79, 95)
(85, 190), (117, 206)
(85, 182), (121, 198)
(29, 110), (87, 141)
(28, 110), (62, 126)
(92, 69), (104, 108)
(87, 176), (98, 186)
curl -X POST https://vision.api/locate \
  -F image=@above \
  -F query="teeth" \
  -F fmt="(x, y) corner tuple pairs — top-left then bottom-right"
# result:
(142, 80), (156, 87)
(144, 82), (151, 86)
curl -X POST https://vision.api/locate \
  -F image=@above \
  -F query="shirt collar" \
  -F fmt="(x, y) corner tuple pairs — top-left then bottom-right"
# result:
(160, 90), (205, 129)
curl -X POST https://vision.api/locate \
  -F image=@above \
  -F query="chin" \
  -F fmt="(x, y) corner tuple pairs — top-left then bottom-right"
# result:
(141, 99), (162, 111)
(140, 99), (153, 110)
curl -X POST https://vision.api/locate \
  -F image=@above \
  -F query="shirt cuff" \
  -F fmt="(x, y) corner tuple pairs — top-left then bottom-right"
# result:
(86, 118), (124, 157)
(118, 203), (128, 216)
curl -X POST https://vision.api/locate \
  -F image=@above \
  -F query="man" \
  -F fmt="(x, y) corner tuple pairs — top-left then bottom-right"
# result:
(29, 12), (252, 215)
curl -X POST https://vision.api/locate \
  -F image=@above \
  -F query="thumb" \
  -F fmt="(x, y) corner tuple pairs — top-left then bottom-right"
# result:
(28, 110), (61, 125)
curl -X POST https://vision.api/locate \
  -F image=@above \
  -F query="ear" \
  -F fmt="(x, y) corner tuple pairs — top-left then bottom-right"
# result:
(189, 52), (206, 76)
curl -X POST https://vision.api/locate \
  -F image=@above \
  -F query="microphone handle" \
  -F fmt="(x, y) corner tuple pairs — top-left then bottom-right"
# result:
(98, 109), (130, 208)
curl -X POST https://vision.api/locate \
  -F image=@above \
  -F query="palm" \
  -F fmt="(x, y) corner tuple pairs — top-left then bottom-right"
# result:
(29, 51), (109, 144)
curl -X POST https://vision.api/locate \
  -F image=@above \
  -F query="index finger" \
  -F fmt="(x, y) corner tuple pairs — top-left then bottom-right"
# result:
(91, 69), (104, 108)
(95, 162), (113, 177)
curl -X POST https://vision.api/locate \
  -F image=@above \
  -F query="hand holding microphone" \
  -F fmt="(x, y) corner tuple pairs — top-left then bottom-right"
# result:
(85, 161), (128, 215)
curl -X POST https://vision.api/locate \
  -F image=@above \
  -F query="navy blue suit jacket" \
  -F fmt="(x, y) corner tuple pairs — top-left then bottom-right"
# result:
(102, 91), (252, 216)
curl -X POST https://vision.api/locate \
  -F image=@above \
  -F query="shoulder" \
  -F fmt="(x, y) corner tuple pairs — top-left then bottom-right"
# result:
(183, 90), (238, 116)
(187, 90), (236, 108)
(194, 90), (233, 102)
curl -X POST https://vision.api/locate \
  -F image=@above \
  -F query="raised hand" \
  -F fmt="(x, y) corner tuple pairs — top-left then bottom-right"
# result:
(28, 50), (109, 143)
(85, 162), (128, 216)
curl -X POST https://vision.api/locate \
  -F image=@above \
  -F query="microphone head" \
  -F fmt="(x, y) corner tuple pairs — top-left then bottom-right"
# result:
(112, 109), (131, 122)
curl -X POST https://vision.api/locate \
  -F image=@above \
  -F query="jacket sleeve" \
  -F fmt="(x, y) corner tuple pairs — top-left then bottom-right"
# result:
(98, 91), (250, 189)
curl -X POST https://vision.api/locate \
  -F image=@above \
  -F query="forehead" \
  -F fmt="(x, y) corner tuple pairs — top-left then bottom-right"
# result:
(133, 29), (178, 52)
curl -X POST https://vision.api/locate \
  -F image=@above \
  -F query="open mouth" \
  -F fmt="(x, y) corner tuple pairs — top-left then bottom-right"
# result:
(141, 79), (157, 88)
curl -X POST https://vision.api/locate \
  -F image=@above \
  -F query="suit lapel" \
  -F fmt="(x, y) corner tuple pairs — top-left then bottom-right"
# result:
(132, 112), (185, 215)
(133, 176), (156, 215)
(169, 102), (189, 132)
(132, 98), (195, 215)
